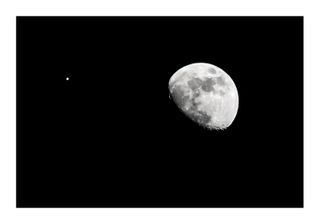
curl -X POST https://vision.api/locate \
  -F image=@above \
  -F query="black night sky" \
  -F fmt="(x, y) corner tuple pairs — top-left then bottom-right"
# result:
(17, 17), (303, 207)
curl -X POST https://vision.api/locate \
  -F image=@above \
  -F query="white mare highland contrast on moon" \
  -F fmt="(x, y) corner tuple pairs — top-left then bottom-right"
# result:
(169, 63), (239, 130)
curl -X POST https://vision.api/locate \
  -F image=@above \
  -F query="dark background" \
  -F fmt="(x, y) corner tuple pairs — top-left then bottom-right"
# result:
(16, 17), (303, 207)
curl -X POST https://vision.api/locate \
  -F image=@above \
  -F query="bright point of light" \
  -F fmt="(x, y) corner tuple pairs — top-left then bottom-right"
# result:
(66, 77), (69, 81)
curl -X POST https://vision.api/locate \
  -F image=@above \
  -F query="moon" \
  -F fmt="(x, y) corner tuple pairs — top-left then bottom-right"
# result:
(169, 62), (239, 130)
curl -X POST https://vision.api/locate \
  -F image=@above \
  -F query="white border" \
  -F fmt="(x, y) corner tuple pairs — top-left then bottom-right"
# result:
(1, 0), (319, 223)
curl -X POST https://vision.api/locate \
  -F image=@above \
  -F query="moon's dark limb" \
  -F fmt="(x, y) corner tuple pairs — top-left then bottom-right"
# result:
(170, 83), (213, 128)
(170, 83), (199, 111)
(170, 85), (190, 108)
(170, 76), (217, 127)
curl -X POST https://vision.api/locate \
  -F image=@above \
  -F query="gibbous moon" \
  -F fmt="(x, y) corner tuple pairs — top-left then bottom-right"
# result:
(169, 62), (239, 130)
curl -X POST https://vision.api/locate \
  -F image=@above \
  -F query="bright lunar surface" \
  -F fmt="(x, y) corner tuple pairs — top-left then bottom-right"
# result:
(169, 63), (239, 130)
